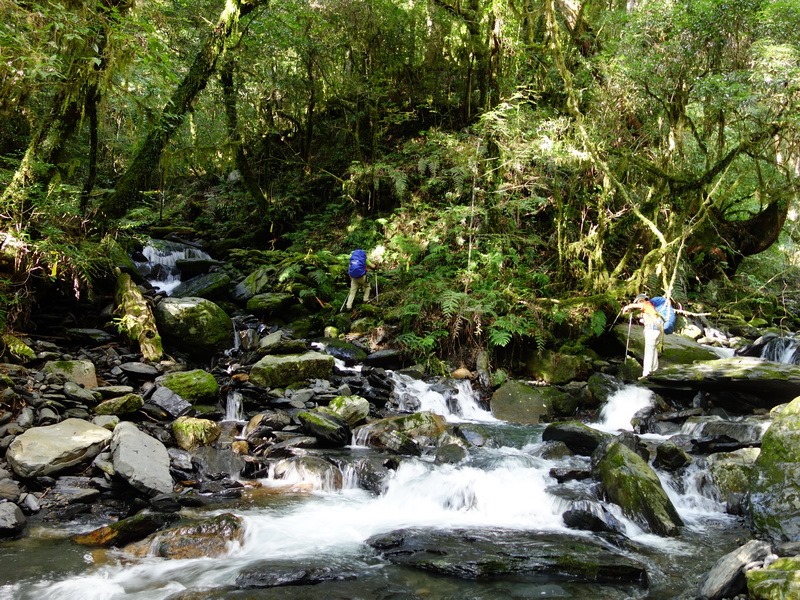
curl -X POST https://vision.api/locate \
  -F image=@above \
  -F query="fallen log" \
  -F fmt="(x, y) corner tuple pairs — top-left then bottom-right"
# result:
(114, 269), (163, 362)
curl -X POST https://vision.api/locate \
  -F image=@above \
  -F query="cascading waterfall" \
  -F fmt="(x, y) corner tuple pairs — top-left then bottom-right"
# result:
(7, 379), (738, 600)
(132, 239), (212, 296)
(224, 390), (244, 422)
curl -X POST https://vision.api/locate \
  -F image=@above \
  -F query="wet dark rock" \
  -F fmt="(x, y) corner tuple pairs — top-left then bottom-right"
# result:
(297, 409), (351, 448)
(654, 440), (693, 471)
(542, 421), (612, 456)
(148, 386), (193, 418)
(434, 443), (468, 465)
(236, 561), (357, 589)
(72, 510), (181, 547)
(362, 349), (404, 369)
(0, 502), (26, 537)
(367, 528), (648, 585)
(549, 467), (591, 483)
(119, 362), (160, 379)
(123, 512), (245, 559)
(563, 500), (627, 535)
(314, 338), (367, 364)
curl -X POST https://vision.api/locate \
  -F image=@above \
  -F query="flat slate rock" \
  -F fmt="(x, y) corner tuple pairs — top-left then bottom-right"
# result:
(366, 527), (648, 586)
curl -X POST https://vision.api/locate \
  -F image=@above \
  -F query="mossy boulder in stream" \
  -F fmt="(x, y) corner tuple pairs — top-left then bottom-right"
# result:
(156, 369), (219, 403)
(122, 512), (245, 559)
(172, 416), (222, 450)
(297, 408), (351, 448)
(324, 395), (370, 426)
(748, 397), (800, 543)
(746, 556), (800, 599)
(315, 338), (368, 364)
(593, 438), (683, 536)
(249, 351), (334, 388)
(94, 393), (144, 415)
(490, 380), (555, 424)
(523, 350), (592, 384)
(246, 292), (294, 317)
(154, 297), (232, 359)
(353, 411), (447, 455)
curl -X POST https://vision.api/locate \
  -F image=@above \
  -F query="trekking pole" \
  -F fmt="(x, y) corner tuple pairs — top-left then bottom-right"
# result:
(374, 271), (379, 301)
(624, 312), (633, 359)
(339, 297), (347, 313)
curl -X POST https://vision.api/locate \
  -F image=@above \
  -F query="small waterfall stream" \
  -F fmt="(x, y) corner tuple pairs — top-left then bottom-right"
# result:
(132, 239), (212, 296)
(1, 379), (747, 600)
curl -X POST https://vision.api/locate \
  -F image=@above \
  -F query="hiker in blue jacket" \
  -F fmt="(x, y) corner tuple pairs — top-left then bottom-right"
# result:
(346, 249), (376, 310)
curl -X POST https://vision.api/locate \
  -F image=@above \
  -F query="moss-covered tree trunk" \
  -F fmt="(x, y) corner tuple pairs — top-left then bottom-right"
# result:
(114, 270), (163, 362)
(101, 0), (266, 219)
(219, 56), (267, 210)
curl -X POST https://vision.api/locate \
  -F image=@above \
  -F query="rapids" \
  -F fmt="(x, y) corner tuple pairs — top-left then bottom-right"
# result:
(0, 381), (748, 600)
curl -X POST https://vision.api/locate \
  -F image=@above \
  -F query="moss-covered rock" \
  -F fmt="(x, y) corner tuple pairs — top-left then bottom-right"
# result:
(154, 297), (232, 359)
(297, 408), (351, 448)
(122, 512), (245, 559)
(324, 395), (370, 426)
(748, 396), (800, 543)
(249, 351), (334, 388)
(706, 448), (759, 507)
(315, 338), (368, 364)
(94, 393), (144, 415)
(542, 421), (613, 456)
(353, 411), (447, 453)
(524, 350), (592, 384)
(171, 416), (221, 450)
(593, 439), (683, 536)
(42, 360), (98, 388)
(746, 556), (800, 600)
(246, 292), (294, 317)
(156, 369), (219, 403)
(73, 511), (181, 548)
(232, 266), (275, 301)
(490, 381), (554, 424)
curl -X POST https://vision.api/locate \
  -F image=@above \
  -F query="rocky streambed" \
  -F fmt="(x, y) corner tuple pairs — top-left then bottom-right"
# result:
(2, 242), (800, 598)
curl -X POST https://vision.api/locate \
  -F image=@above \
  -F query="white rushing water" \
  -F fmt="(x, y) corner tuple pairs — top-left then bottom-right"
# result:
(13, 381), (730, 600)
(133, 241), (212, 296)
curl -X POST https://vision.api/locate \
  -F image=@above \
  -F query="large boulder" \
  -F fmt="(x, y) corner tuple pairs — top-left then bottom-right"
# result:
(353, 411), (447, 454)
(122, 512), (245, 559)
(0, 502), (26, 538)
(232, 266), (275, 301)
(746, 555), (800, 600)
(748, 397), (800, 543)
(612, 324), (720, 367)
(523, 350), (592, 384)
(155, 369), (219, 403)
(171, 272), (231, 299)
(592, 438), (683, 536)
(696, 539), (772, 600)
(324, 395), (370, 426)
(6, 418), (112, 478)
(649, 357), (800, 407)
(154, 297), (232, 359)
(246, 292), (294, 317)
(297, 409), (351, 448)
(490, 380), (555, 424)
(171, 416), (222, 450)
(249, 351), (334, 388)
(42, 360), (98, 388)
(542, 421), (613, 456)
(111, 421), (173, 496)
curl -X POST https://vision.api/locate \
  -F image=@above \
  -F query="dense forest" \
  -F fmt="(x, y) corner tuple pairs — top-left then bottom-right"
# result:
(1, 0), (799, 369)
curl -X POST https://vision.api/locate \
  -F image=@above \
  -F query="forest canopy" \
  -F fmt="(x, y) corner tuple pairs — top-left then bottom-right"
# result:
(1, 0), (799, 361)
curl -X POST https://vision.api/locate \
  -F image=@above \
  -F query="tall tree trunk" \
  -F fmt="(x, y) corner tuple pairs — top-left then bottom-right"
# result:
(101, 0), (266, 219)
(219, 57), (267, 209)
